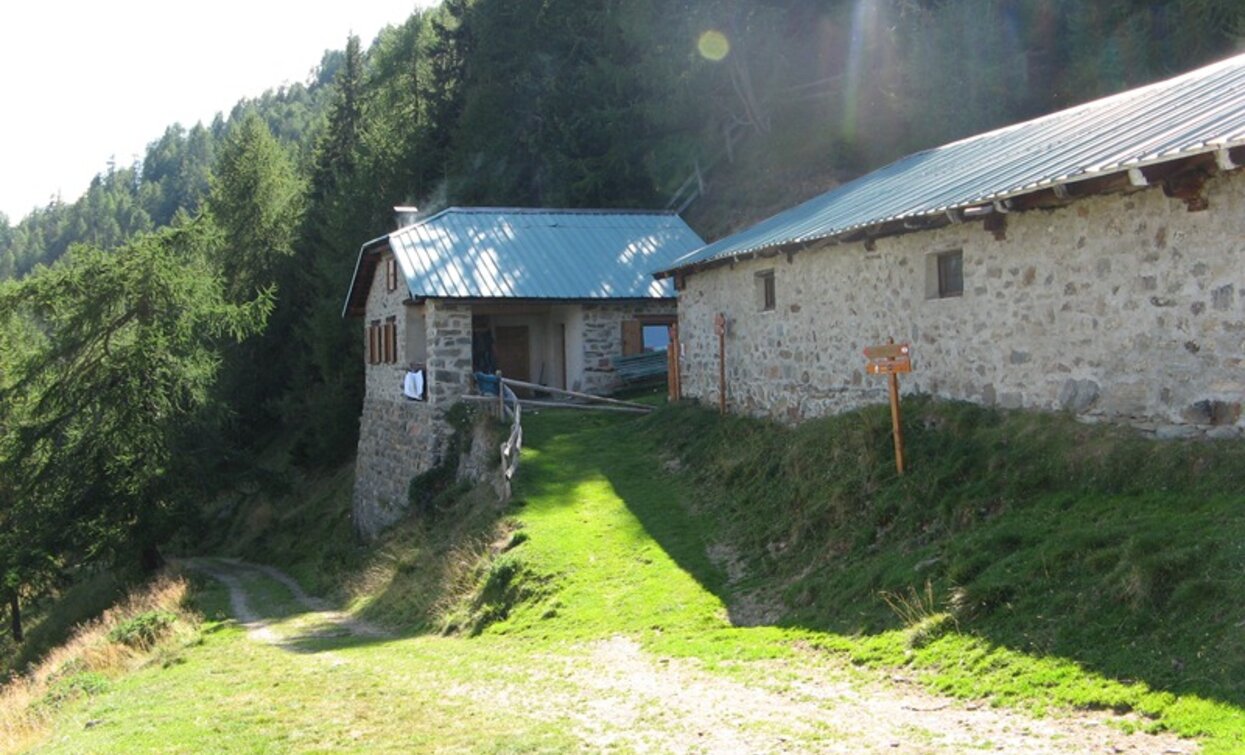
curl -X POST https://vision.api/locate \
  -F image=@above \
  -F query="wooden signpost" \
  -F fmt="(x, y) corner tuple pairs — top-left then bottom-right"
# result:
(864, 339), (912, 475)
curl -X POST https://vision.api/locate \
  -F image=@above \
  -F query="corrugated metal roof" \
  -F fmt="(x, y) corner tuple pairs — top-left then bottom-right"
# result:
(349, 208), (704, 309)
(660, 52), (1245, 274)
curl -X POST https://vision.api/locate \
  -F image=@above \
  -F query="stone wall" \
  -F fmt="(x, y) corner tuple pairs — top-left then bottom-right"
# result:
(580, 300), (677, 395)
(425, 299), (474, 404)
(352, 398), (448, 538)
(362, 249), (414, 402)
(352, 258), (479, 539)
(677, 169), (1245, 438)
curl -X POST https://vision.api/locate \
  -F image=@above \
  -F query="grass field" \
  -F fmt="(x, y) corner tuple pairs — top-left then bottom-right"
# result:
(11, 396), (1245, 752)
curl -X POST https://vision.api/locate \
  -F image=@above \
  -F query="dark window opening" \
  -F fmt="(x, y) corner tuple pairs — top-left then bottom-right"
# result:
(385, 257), (398, 291)
(936, 250), (963, 298)
(757, 270), (776, 311)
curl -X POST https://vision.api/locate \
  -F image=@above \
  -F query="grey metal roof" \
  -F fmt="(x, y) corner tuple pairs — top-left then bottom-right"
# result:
(350, 208), (703, 308)
(660, 52), (1245, 274)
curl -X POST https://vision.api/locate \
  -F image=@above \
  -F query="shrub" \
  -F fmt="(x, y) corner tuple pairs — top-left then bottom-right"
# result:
(106, 610), (178, 650)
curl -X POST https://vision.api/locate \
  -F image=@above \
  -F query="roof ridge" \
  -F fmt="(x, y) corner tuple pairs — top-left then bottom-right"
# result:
(441, 206), (680, 216)
(932, 51), (1245, 154)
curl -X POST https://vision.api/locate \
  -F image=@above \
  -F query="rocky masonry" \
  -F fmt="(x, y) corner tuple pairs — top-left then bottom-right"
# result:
(580, 301), (676, 395)
(677, 169), (1245, 437)
(352, 399), (446, 539)
(352, 258), (469, 539)
(351, 252), (677, 537)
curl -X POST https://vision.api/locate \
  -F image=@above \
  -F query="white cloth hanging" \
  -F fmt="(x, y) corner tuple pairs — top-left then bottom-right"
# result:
(403, 369), (425, 401)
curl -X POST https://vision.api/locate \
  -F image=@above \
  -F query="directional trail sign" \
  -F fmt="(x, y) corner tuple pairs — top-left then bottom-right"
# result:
(864, 342), (912, 375)
(863, 340), (913, 474)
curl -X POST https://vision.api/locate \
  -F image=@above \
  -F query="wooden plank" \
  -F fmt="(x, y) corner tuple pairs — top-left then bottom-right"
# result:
(496, 376), (652, 410)
(888, 372), (906, 474)
(667, 323), (681, 402)
(458, 395), (650, 414)
(865, 356), (912, 375)
(621, 319), (643, 356)
(863, 343), (909, 359)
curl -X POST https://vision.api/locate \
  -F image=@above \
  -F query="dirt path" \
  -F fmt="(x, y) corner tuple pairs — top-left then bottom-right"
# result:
(185, 558), (1198, 754)
(545, 636), (1196, 754)
(182, 557), (387, 646)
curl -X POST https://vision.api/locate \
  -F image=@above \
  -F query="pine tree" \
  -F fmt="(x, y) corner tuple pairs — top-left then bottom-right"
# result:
(281, 34), (372, 466)
(207, 112), (306, 437)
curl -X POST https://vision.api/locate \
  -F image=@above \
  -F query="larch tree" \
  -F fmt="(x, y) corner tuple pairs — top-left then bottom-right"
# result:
(0, 220), (271, 636)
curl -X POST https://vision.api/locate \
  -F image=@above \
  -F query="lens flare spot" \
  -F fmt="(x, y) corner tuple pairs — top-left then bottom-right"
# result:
(697, 30), (730, 62)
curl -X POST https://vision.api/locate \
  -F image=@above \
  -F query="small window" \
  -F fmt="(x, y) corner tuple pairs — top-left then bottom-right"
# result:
(927, 249), (963, 299)
(641, 324), (669, 352)
(385, 257), (398, 292)
(756, 270), (776, 311)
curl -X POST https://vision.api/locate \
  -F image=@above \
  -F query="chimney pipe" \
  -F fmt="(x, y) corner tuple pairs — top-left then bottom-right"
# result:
(394, 206), (420, 228)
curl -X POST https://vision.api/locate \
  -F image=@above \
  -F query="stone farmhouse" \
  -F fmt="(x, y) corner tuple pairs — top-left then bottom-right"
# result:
(656, 53), (1245, 439)
(343, 207), (704, 537)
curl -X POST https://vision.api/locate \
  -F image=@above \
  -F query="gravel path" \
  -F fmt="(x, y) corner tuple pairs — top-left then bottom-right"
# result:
(187, 557), (1198, 754)
(546, 636), (1197, 754)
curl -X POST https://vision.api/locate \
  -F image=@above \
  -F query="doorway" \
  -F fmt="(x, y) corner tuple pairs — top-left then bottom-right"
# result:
(493, 325), (531, 385)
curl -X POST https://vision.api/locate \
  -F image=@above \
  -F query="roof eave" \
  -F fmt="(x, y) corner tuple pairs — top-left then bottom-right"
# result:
(656, 142), (1245, 280)
(341, 234), (394, 318)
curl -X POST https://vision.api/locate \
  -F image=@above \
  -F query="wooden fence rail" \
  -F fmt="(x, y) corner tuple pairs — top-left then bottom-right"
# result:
(459, 374), (655, 502)
(499, 381), (522, 502)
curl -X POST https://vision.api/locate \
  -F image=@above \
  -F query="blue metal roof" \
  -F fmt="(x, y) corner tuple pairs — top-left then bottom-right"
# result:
(660, 52), (1245, 274)
(345, 208), (704, 313)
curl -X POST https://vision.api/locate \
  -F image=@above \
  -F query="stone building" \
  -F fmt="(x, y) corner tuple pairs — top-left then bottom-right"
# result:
(656, 53), (1245, 438)
(343, 207), (704, 538)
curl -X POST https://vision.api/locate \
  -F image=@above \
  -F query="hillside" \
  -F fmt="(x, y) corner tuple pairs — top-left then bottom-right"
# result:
(5, 1), (1245, 750)
(10, 399), (1244, 752)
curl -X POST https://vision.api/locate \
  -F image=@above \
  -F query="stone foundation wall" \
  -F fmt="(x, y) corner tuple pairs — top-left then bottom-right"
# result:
(580, 300), (677, 395)
(352, 398), (449, 539)
(677, 169), (1245, 437)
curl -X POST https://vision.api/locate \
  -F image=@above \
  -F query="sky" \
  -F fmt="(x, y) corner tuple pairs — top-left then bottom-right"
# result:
(0, 1), (436, 222)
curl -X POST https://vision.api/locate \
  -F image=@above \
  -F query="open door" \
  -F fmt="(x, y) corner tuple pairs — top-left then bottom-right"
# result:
(494, 325), (531, 394)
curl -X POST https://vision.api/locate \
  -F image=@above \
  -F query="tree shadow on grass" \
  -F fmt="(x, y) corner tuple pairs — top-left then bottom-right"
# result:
(571, 404), (1245, 741)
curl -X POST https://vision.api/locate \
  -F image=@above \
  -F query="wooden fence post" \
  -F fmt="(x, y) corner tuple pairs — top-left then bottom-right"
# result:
(496, 370), (504, 420)
(668, 322), (681, 402)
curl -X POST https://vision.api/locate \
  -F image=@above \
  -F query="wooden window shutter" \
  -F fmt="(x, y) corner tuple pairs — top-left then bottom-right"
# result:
(368, 322), (380, 364)
(621, 319), (643, 356)
(384, 318), (397, 363)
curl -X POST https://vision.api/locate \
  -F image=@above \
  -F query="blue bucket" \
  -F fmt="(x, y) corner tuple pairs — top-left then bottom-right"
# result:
(474, 372), (500, 396)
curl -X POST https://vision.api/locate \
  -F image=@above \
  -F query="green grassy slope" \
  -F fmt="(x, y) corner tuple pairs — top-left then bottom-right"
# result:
(637, 399), (1245, 746)
(23, 397), (1245, 752)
